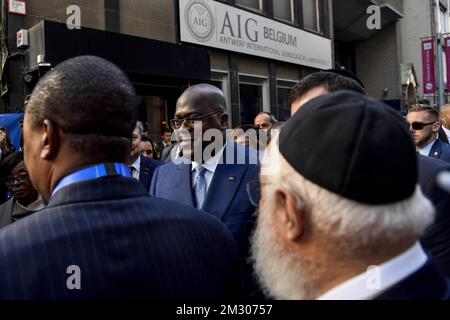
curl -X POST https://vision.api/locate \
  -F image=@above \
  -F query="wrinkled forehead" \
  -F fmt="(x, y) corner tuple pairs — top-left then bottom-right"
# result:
(255, 114), (270, 123)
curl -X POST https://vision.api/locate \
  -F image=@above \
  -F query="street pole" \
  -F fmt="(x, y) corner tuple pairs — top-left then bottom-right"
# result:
(437, 32), (445, 110)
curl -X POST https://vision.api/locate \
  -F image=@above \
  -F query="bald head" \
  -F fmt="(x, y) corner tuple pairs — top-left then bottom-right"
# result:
(442, 104), (450, 129)
(174, 84), (229, 162)
(178, 84), (227, 113)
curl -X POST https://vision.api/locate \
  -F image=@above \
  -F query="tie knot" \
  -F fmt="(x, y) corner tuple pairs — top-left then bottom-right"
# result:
(196, 166), (207, 177)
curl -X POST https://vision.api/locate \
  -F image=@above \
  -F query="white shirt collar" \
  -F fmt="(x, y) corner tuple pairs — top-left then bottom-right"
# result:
(317, 242), (427, 300)
(443, 126), (450, 140)
(191, 142), (227, 174)
(131, 155), (141, 170)
(130, 155), (141, 179)
(418, 138), (437, 156)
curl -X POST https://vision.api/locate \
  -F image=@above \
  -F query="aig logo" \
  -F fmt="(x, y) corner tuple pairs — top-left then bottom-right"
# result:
(185, 0), (215, 42)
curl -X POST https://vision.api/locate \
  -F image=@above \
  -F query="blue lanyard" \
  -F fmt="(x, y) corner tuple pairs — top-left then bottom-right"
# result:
(52, 163), (131, 196)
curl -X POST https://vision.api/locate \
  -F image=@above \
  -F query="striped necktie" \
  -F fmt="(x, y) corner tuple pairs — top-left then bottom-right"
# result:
(193, 166), (208, 209)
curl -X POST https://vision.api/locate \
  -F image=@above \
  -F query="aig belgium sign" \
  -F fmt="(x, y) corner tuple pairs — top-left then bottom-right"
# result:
(180, 0), (332, 69)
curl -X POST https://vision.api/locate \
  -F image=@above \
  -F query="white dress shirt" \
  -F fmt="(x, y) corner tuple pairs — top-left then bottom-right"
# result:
(129, 156), (141, 180)
(443, 126), (450, 142)
(191, 144), (226, 192)
(317, 242), (428, 300)
(418, 139), (437, 156)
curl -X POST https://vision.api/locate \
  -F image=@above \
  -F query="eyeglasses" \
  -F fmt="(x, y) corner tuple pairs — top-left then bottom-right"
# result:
(246, 180), (261, 207)
(410, 121), (437, 130)
(169, 110), (222, 129)
(3, 172), (28, 186)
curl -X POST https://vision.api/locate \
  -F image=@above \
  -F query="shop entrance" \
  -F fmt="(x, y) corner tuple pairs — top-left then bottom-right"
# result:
(134, 83), (186, 142)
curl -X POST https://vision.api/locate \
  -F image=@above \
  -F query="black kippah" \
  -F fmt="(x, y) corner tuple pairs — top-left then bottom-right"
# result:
(0, 151), (24, 178)
(280, 91), (417, 205)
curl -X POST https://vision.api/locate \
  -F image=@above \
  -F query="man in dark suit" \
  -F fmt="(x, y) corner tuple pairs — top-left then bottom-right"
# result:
(150, 84), (260, 298)
(252, 91), (449, 300)
(155, 128), (172, 160)
(128, 123), (161, 192)
(418, 155), (450, 277)
(0, 56), (241, 299)
(407, 104), (450, 163)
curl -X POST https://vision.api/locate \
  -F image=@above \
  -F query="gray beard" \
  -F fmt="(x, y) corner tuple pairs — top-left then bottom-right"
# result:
(250, 208), (316, 300)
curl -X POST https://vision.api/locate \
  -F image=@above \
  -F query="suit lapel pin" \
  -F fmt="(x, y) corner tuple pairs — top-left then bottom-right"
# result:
(228, 176), (236, 182)
(435, 152), (439, 156)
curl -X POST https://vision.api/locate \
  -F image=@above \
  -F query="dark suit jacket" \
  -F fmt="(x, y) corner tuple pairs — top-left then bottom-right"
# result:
(150, 141), (260, 297)
(0, 197), (14, 229)
(150, 142), (259, 256)
(0, 176), (241, 299)
(439, 127), (449, 144)
(139, 156), (161, 192)
(428, 139), (450, 163)
(418, 155), (450, 276)
(375, 257), (450, 300)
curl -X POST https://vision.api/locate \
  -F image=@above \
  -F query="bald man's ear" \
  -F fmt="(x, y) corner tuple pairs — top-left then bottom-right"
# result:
(40, 119), (60, 160)
(219, 113), (229, 130)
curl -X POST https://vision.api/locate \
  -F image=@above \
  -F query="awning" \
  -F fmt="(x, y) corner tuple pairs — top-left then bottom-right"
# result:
(334, 0), (403, 42)
(26, 20), (211, 81)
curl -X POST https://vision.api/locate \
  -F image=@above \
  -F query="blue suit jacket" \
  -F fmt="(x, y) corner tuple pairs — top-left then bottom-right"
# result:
(150, 141), (260, 297)
(375, 257), (450, 300)
(0, 176), (241, 299)
(150, 142), (259, 256)
(428, 140), (450, 163)
(139, 156), (162, 192)
(418, 155), (450, 276)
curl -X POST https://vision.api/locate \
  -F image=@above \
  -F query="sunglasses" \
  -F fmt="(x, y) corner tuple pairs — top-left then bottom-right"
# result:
(410, 121), (437, 130)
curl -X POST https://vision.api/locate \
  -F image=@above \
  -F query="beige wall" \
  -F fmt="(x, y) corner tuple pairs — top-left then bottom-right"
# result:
(119, 0), (176, 42)
(398, 0), (433, 100)
(277, 62), (301, 81)
(210, 49), (229, 71)
(26, 0), (105, 30)
(356, 22), (400, 100)
(238, 55), (268, 76)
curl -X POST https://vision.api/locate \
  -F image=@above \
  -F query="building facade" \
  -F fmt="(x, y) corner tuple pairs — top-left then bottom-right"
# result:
(0, 0), (333, 139)
(334, 0), (450, 111)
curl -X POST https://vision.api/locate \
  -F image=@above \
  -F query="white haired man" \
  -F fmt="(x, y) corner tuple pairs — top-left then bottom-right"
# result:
(250, 91), (450, 300)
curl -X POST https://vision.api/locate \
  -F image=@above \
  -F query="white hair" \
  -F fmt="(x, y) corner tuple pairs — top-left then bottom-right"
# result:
(252, 136), (436, 299)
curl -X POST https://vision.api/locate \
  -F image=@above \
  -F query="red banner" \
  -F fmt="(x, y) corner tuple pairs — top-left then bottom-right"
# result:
(421, 39), (436, 95)
(445, 37), (450, 93)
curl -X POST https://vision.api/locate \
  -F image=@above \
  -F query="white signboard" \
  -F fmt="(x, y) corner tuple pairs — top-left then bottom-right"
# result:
(179, 0), (332, 69)
(8, 0), (27, 15)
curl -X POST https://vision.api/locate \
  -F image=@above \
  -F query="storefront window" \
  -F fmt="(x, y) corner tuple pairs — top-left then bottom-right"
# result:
(274, 0), (296, 24)
(239, 83), (263, 125)
(277, 80), (297, 121)
(303, 0), (321, 33)
(236, 0), (266, 14)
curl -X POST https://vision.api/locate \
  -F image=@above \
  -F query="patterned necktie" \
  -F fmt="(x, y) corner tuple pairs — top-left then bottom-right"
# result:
(194, 166), (208, 209)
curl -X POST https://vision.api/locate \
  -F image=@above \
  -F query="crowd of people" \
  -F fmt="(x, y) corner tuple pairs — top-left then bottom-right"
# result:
(0, 55), (448, 300)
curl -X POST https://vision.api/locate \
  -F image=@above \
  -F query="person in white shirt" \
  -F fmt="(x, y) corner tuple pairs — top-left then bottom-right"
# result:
(441, 104), (450, 142)
(251, 91), (449, 300)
